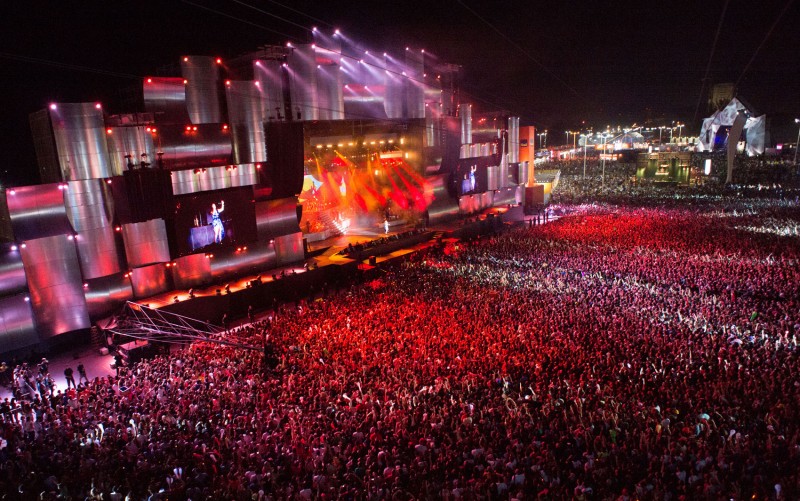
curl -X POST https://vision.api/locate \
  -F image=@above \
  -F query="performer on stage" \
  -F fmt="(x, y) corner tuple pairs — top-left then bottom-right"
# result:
(211, 200), (225, 243)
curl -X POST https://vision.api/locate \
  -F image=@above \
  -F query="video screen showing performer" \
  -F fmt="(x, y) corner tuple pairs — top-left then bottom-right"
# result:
(173, 187), (257, 255)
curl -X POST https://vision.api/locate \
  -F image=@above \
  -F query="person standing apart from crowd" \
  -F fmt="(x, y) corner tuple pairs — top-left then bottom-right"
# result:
(77, 363), (88, 384)
(64, 367), (76, 389)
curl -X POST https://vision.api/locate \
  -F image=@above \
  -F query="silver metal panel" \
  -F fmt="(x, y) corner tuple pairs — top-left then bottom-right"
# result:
(181, 56), (222, 124)
(254, 60), (286, 121)
(209, 241), (276, 281)
(316, 64), (344, 120)
(0, 294), (39, 354)
(49, 102), (112, 180)
(493, 186), (517, 206)
(7, 183), (72, 241)
(255, 198), (300, 241)
(226, 81), (267, 164)
(517, 161), (529, 186)
(0, 249), (27, 297)
(84, 273), (133, 319)
(157, 124), (233, 170)
(424, 174), (459, 225)
(343, 83), (388, 119)
(171, 253), (212, 289)
(460, 104), (472, 144)
(481, 191), (493, 209)
(170, 164), (258, 196)
(20, 234), (90, 338)
(64, 179), (113, 232)
(143, 77), (188, 123)
(487, 165), (500, 191)
(404, 50), (425, 119)
(288, 44), (319, 120)
(121, 219), (170, 268)
(130, 263), (168, 299)
(508, 117), (520, 164)
(106, 126), (156, 175)
(75, 225), (122, 279)
(384, 56), (404, 119)
(273, 231), (304, 266)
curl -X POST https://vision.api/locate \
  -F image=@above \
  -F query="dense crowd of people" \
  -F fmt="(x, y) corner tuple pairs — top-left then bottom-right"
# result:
(1, 165), (799, 499)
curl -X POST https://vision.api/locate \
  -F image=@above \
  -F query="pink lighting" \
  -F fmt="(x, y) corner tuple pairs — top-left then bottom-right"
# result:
(146, 78), (152, 83)
(95, 103), (102, 109)
(49, 104), (57, 110)
(216, 58), (222, 64)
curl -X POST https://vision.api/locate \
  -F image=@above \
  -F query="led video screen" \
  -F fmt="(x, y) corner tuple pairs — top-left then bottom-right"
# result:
(172, 187), (257, 256)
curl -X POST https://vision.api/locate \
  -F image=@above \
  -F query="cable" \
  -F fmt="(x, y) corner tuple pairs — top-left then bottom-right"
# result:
(181, 0), (295, 40)
(0, 51), (142, 80)
(693, 0), (729, 123)
(734, 0), (795, 89)
(228, 0), (310, 34)
(455, 0), (583, 100)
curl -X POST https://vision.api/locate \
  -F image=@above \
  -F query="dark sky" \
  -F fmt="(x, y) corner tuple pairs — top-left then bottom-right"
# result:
(2, 0), (799, 185)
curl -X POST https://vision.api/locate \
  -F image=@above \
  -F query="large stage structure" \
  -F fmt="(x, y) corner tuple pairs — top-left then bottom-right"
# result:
(0, 31), (529, 356)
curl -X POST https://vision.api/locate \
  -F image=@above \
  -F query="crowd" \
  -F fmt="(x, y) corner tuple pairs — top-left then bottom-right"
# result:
(1, 168), (799, 499)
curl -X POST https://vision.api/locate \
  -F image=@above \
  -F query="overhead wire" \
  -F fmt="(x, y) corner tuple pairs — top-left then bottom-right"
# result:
(692, 0), (730, 123)
(734, 0), (795, 89)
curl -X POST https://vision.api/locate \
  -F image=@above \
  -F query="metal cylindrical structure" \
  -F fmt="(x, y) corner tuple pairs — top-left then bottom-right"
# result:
(460, 104), (472, 145)
(181, 56), (222, 124)
(49, 103), (112, 180)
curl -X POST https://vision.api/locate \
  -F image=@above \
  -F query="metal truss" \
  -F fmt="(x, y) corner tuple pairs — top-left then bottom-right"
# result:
(107, 302), (261, 351)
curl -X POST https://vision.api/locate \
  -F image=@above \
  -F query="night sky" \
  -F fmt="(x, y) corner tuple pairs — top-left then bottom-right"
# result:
(2, 0), (799, 186)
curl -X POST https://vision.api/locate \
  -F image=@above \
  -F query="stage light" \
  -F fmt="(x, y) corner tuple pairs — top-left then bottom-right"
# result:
(225, 80), (231, 86)
(67, 235), (73, 240)
(317, 65), (321, 69)
(222, 124), (229, 130)
(383, 52), (387, 56)
(193, 126), (198, 131)
(282, 63), (288, 68)
(311, 44), (316, 49)
(183, 57), (189, 62)
(216, 58), (222, 64)
(254, 81), (260, 86)
(10, 245), (17, 251)
(186, 126), (192, 131)
(405, 47), (409, 51)
(106, 128), (113, 135)
(95, 103), (102, 109)
(255, 164), (261, 169)
(24, 296), (29, 302)
(83, 283), (88, 288)
(49, 103), (57, 110)
(312, 26), (317, 32)
(365, 51), (369, 55)
(115, 226), (121, 232)
(286, 42), (292, 48)
(334, 29), (340, 35)
(421, 49), (425, 53)
(183, 79), (188, 84)
(20, 243), (25, 248)
(146, 78), (152, 83)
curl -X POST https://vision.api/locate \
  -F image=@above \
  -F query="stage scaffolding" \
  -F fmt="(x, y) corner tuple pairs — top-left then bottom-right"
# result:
(106, 302), (262, 351)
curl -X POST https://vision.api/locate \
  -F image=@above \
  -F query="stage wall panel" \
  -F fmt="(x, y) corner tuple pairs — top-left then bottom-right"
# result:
(181, 56), (222, 125)
(274, 231), (304, 266)
(75, 226), (122, 279)
(171, 164), (258, 196)
(84, 273), (133, 319)
(0, 250), (27, 297)
(209, 241), (276, 281)
(255, 197), (300, 241)
(64, 179), (113, 232)
(130, 263), (169, 299)
(122, 219), (170, 268)
(0, 294), (39, 354)
(20, 234), (90, 338)
(171, 253), (212, 289)
(7, 184), (72, 241)
(49, 103), (112, 180)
